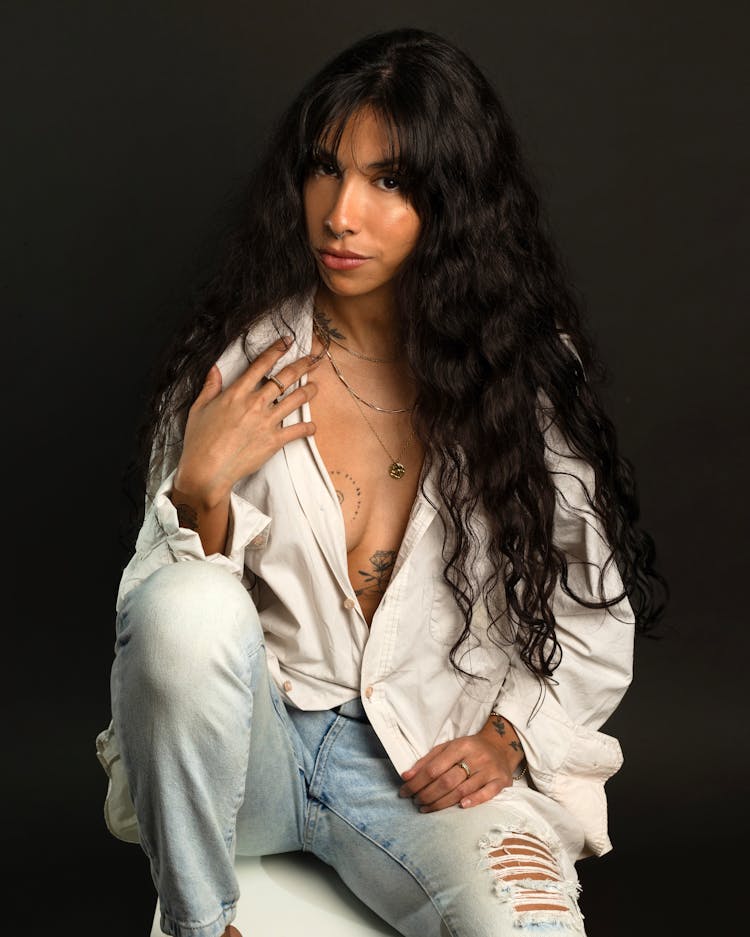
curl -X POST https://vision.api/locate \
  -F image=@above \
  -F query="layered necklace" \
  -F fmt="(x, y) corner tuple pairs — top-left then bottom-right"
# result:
(312, 310), (417, 480)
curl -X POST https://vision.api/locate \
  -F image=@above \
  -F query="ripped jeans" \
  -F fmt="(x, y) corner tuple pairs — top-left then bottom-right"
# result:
(111, 562), (588, 937)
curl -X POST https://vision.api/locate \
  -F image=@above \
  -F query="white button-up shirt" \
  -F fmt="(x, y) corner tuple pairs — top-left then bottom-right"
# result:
(96, 293), (635, 859)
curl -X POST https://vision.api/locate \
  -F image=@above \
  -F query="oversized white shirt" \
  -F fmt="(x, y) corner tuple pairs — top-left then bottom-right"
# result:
(96, 292), (635, 859)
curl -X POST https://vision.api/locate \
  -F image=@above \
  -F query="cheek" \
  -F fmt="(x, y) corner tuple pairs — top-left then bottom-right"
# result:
(406, 214), (422, 250)
(302, 181), (323, 234)
(382, 208), (421, 258)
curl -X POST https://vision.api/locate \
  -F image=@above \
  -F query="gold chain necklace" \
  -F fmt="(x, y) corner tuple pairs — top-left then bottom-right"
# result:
(312, 316), (416, 477)
(328, 333), (399, 364)
(324, 347), (414, 414)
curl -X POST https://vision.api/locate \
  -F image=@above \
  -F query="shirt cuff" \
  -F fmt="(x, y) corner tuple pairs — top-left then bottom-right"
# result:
(149, 469), (272, 577)
(492, 665), (623, 857)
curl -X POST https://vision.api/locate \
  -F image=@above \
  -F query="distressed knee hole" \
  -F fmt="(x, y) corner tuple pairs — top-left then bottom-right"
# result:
(478, 830), (583, 929)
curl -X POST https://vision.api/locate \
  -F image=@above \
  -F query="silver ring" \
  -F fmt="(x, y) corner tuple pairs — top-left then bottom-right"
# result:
(456, 760), (471, 780)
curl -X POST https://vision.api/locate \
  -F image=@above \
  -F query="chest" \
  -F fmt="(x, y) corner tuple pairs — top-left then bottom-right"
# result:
(306, 348), (425, 622)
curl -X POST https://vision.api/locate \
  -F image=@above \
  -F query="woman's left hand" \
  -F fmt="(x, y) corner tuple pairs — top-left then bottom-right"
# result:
(398, 715), (525, 812)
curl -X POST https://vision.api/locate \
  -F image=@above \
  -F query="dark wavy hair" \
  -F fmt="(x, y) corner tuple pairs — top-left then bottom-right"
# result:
(123, 27), (668, 680)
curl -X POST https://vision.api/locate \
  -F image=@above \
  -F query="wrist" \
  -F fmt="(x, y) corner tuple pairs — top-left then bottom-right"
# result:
(172, 469), (230, 513)
(485, 710), (527, 779)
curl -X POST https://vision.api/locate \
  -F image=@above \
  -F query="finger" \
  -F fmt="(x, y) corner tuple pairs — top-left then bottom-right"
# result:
(270, 381), (319, 420)
(418, 771), (512, 814)
(276, 420), (317, 446)
(412, 763), (474, 807)
(235, 336), (295, 391)
(457, 777), (507, 810)
(238, 417), (316, 474)
(401, 743), (473, 797)
(259, 354), (322, 406)
(401, 742), (451, 779)
(194, 364), (223, 405)
(416, 773), (478, 812)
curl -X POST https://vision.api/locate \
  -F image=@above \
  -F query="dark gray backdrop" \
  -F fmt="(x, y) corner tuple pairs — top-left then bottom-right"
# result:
(4, 1), (748, 933)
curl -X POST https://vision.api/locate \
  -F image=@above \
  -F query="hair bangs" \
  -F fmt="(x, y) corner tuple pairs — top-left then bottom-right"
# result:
(300, 84), (432, 198)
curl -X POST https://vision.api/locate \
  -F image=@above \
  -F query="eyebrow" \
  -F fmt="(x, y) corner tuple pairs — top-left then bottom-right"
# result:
(365, 159), (401, 171)
(314, 148), (401, 172)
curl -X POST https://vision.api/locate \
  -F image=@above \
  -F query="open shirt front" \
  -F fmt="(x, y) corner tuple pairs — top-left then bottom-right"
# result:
(96, 291), (636, 859)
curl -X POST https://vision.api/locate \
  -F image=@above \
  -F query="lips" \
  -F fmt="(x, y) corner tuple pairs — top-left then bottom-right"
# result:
(318, 248), (371, 270)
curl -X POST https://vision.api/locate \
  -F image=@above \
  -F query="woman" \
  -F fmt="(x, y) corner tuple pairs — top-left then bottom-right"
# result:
(97, 27), (666, 937)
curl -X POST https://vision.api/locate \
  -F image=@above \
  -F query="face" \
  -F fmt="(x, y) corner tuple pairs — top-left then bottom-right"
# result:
(303, 109), (421, 303)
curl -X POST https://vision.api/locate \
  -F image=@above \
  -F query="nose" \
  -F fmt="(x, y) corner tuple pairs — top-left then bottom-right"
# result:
(324, 175), (362, 239)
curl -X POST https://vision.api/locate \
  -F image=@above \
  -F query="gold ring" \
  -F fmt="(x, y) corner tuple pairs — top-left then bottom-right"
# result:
(456, 760), (471, 779)
(266, 374), (285, 394)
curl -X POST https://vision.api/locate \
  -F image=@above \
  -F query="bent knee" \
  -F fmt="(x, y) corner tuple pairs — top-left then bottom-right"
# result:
(118, 561), (262, 688)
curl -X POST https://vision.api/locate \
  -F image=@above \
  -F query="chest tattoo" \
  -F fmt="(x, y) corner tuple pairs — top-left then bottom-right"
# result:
(355, 549), (397, 597)
(329, 469), (362, 521)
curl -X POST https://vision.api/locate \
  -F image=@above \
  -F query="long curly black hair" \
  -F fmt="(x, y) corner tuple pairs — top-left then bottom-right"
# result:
(123, 27), (668, 680)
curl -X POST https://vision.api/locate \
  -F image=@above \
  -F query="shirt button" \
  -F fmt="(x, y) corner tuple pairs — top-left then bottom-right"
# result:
(283, 680), (293, 692)
(343, 597), (356, 610)
(364, 686), (373, 699)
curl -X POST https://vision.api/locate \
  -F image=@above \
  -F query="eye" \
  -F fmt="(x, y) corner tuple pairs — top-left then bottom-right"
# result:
(313, 160), (339, 177)
(376, 175), (401, 191)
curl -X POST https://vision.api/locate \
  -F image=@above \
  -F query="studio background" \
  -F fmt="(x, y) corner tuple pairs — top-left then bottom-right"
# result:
(4, 2), (747, 933)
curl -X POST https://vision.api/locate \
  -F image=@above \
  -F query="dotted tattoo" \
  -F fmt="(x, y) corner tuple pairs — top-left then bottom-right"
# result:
(330, 470), (362, 520)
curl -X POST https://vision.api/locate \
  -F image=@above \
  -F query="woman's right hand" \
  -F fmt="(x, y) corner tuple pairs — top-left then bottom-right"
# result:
(173, 336), (320, 511)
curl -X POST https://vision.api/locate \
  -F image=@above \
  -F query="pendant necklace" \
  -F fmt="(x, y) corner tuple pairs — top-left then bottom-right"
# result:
(312, 313), (417, 478)
(349, 391), (417, 479)
(324, 345), (416, 478)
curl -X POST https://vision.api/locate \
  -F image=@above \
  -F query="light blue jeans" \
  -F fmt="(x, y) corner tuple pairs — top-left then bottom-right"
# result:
(111, 562), (587, 937)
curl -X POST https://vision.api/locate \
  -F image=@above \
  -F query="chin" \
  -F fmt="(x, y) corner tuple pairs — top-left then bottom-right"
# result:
(319, 274), (380, 298)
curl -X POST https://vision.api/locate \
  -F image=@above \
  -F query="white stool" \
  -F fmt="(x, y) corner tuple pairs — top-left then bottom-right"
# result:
(150, 851), (402, 936)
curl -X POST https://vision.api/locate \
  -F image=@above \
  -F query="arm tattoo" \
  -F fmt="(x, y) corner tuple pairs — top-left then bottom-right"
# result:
(175, 503), (199, 531)
(490, 714), (507, 736)
(490, 714), (522, 752)
(355, 549), (396, 597)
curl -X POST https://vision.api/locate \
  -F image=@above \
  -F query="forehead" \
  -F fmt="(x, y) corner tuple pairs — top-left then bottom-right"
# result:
(316, 107), (400, 165)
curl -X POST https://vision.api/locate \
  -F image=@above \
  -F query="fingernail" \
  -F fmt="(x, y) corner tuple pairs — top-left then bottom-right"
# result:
(281, 335), (293, 348)
(461, 798), (471, 808)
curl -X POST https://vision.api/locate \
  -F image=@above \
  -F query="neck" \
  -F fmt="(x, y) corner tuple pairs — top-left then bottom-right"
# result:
(314, 286), (401, 360)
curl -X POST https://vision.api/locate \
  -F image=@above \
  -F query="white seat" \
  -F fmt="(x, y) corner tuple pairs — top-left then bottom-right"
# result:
(150, 851), (402, 936)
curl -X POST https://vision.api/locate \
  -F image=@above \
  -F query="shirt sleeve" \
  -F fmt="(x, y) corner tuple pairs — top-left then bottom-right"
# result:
(114, 410), (271, 613)
(491, 394), (636, 857)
